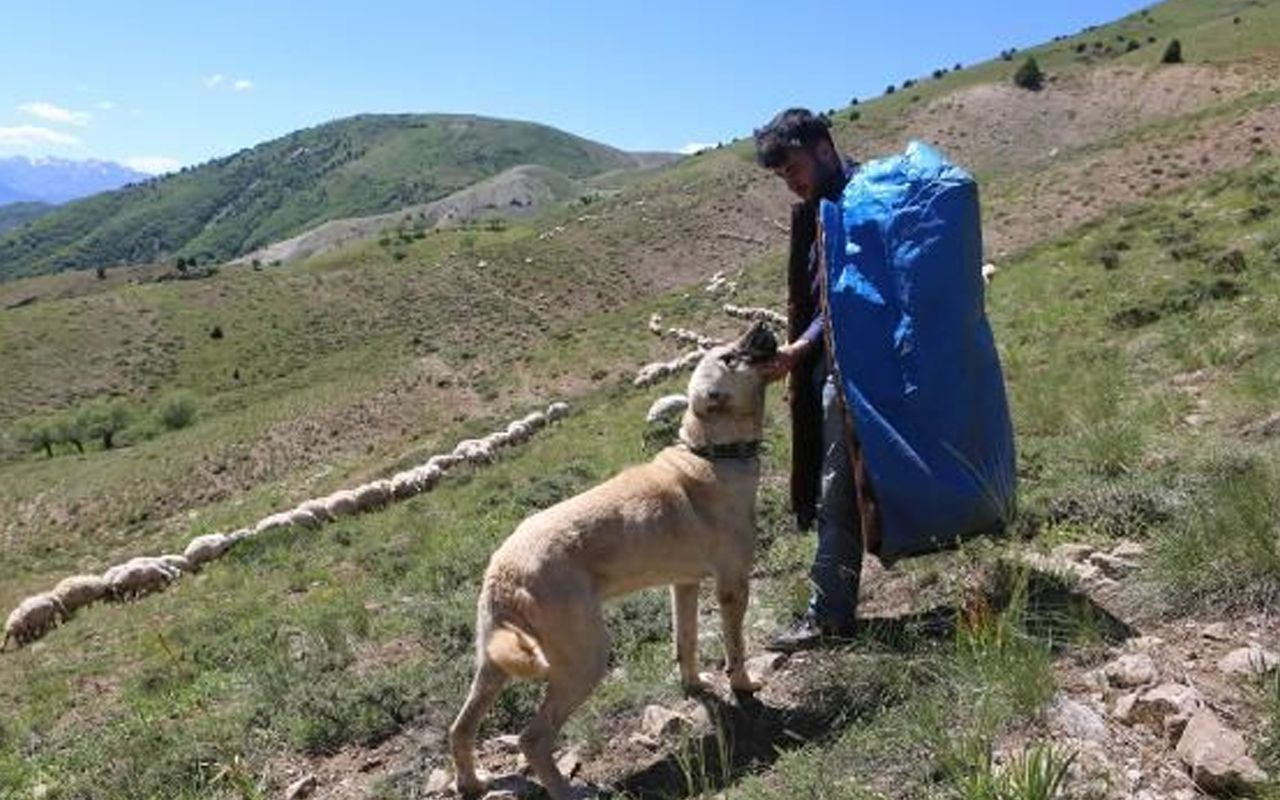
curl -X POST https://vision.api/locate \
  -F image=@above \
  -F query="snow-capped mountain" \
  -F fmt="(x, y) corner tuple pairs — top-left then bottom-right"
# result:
(0, 156), (149, 205)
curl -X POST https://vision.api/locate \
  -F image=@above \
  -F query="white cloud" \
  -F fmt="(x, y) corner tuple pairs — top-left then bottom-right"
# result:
(0, 125), (82, 147)
(203, 73), (225, 89)
(122, 155), (182, 175)
(96, 100), (116, 111)
(678, 142), (714, 155)
(232, 79), (254, 91)
(19, 101), (92, 127)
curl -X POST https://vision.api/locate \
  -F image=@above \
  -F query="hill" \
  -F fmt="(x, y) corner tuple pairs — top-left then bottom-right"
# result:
(1, 0), (1279, 796)
(0, 201), (55, 234)
(0, 114), (676, 280)
(0, 156), (147, 205)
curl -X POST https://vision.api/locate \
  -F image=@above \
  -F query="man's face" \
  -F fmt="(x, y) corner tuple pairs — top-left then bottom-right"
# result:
(772, 141), (839, 203)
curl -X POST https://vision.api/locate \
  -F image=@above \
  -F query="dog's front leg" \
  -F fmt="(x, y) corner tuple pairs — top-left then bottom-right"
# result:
(716, 574), (761, 693)
(671, 583), (710, 693)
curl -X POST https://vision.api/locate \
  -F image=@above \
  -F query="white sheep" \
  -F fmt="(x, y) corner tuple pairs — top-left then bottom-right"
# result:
(982, 263), (998, 285)
(646, 394), (690, 424)
(3, 593), (67, 650)
(285, 507), (322, 530)
(482, 431), (510, 451)
(323, 489), (361, 518)
(546, 401), (570, 422)
(414, 464), (443, 489)
(106, 561), (174, 601)
(297, 498), (335, 523)
(254, 512), (294, 537)
(183, 533), (232, 566)
(504, 420), (532, 444)
(453, 439), (494, 465)
(648, 312), (663, 334)
(390, 470), (423, 500)
(51, 575), (109, 614)
(352, 481), (391, 512)
(520, 411), (548, 430)
(160, 554), (195, 575)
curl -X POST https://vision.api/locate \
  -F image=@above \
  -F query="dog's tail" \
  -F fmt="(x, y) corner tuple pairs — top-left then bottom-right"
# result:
(486, 623), (550, 680)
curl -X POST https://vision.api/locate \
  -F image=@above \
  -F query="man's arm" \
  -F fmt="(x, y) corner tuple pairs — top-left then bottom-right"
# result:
(763, 326), (820, 382)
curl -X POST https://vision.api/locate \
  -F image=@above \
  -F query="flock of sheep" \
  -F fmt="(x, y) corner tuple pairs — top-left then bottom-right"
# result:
(2, 401), (571, 652)
(634, 304), (785, 389)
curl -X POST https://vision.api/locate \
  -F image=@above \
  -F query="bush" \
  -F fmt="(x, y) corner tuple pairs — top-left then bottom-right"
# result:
(78, 398), (132, 449)
(16, 417), (59, 458)
(1162, 39), (1183, 64)
(1013, 57), (1045, 91)
(157, 392), (198, 430)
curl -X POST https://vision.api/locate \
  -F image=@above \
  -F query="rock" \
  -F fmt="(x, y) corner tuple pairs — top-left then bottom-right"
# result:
(1201, 622), (1231, 641)
(1111, 541), (1147, 559)
(1175, 709), (1269, 795)
(642, 705), (692, 739)
(746, 651), (788, 680)
(1127, 683), (1204, 740)
(1051, 543), (1095, 563)
(481, 792), (520, 800)
(1104, 653), (1158, 688)
(629, 732), (660, 749)
(1088, 552), (1139, 579)
(491, 733), (522, 753)
(1112, 691), (1141, 721)
(1049, 694), (1108, 741)
(1218, 646), (1279, 676)
(556, 749), (582, 780)
(425, 768), (452, 794)
(284, 774), (318, 800)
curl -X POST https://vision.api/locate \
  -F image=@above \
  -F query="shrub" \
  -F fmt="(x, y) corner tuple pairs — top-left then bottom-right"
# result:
(1161, 39), (1183, 64)
(157, 392), (198, 430)
(885, 85), (896, 95)
(1126, 39), (1141, 52)
(16, 418), (58, 458)
(78, 398), (132, 449)
(1013, 57), (1045, 91)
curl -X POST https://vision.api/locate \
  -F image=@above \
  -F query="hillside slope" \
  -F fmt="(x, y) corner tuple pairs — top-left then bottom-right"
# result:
(0, 114), (673, 280)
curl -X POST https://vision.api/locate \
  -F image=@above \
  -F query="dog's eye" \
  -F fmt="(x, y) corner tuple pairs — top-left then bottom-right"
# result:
(719, 353), (739, 366)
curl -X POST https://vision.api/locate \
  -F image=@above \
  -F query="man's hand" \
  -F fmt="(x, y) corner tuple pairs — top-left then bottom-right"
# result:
(762, 340), (811, 383)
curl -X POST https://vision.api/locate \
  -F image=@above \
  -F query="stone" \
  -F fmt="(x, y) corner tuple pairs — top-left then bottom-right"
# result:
(1218, 646), (1279, 676)
(1052, 542), (1096, 563)
(1111, 541), (1147, 559)
(746, 651), (788, 680)
(629, 732), (660, 749)
(1104, 653), (1158, 688)
(642, 705), (692, 739)
(284, 774), (318, 800)
(425, 768), (452, 794)
(1112, 691), (1141, 722)
(491, 734), (522, 753)
(1132, 683), (1204, 740)
(1176, 709), (1269, 795)
(1201, 622), (1231, 641)
(1049, 694), (1108, 741)
(1088, 552), (1140, 579)
(556, 749), (582, 780)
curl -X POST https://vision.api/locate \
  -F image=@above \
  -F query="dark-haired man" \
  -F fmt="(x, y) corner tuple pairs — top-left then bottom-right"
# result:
(755, 108), (863, 651)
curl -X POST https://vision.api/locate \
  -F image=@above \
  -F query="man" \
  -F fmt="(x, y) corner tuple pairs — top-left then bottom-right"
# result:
(755, 108), (863, 651)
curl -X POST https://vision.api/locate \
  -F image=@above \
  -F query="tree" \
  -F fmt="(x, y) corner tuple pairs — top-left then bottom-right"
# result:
(79, 398), (132, 450)
(17, 418), (58, 458)
(1014, 57), (1045, 91)
(54, 415), (85, 454)
(1162, 39), (1183, 64)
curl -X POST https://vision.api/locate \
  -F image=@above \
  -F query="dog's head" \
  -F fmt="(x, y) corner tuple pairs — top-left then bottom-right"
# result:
(685, 322), (778, 422)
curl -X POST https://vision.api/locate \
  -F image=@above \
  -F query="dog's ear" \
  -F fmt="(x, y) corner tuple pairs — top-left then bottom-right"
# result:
(738, 321), (778, 363)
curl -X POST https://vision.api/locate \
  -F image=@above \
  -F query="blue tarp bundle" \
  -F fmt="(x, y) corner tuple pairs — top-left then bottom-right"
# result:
(820, 141), (1016, 562)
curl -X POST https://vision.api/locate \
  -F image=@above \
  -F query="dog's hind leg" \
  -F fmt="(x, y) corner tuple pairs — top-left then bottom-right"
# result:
(450, 658), (508, 797)
(672, 582), (709, 693)
(520, 604), (608, 800)
(716, 572), (761, 693)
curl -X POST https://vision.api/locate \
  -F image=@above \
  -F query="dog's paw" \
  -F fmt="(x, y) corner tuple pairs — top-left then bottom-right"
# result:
(680, 672), (716, 696)
(453, 770), (489, 798)
(730, 675), (762, 694)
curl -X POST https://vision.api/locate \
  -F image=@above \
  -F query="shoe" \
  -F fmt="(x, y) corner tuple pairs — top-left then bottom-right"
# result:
(765, 614), (857, 653)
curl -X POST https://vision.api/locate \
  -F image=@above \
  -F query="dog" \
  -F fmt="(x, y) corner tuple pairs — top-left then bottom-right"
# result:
(449, 322), (778, 800)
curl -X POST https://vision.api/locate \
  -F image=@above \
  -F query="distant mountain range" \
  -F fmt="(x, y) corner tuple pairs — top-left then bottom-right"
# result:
(0, 114), (677, 280)
(0, 156), (148, 206)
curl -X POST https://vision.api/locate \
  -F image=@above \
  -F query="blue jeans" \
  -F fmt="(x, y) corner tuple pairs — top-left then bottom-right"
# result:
(808, 367), (863, 626)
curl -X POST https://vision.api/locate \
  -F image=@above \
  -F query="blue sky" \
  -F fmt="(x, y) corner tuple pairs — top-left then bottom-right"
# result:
(0, 0), (1152, 173)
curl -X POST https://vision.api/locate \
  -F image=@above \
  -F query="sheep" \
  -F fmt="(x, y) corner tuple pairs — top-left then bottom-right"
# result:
(453, 439), (494, 465)
(106, 561), (174, 601)
(322, 489), (361, 518)
(415, 464), (443, 489)
(226, 527), (252, 545)
(3, 593), (67, 651)
(982, 263), (998, 285)
(183, 532), (232, 567)
(352, 480), (391, 512)
(723, 303), (786, 327)
(520, 411), (548, 431)
(646, 394), (690, 424)
(546, 401), (570, 422)
(504, 420), (533, 444)
(482, 431), (510, 451)
(297, 498), (335, 523)
(160, 554), (195, 575)
(285, 507), (322, 530)
(254, 512), (294, 537)
(51, 574), (109, 615)
(648, 312), (664, 334)
(427, 454), (462, 473)
(634, 363), (670, 387)
(390, 470), (423, 500)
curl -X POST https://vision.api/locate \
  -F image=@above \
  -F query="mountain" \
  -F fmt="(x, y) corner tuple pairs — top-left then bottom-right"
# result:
(0, 114), (677, 280)
(0, 156), (147, 205)
(0, 202), (55, 234)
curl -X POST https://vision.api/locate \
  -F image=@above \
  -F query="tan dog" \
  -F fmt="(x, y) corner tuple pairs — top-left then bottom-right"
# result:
(449, 323), (778, 800)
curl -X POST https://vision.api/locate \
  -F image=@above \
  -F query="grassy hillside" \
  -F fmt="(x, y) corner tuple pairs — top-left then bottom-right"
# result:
(0, 114), (669, 280)
(1, 0), (1279, 796)
(0, 201), (55, 234)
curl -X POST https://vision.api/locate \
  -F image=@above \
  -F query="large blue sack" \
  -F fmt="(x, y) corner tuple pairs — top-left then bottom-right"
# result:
(820, 141), (1016, 562)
